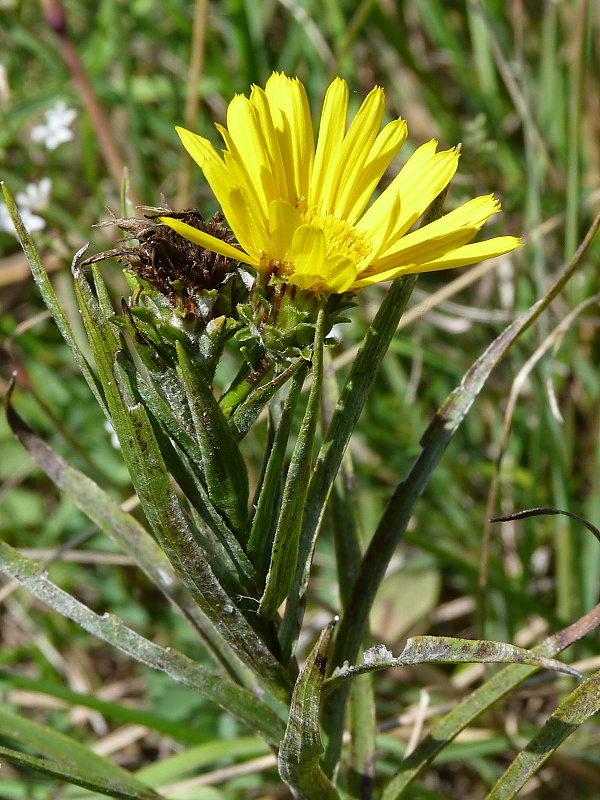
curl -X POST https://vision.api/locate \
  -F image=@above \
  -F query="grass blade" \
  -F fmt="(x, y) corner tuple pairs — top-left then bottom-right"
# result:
(485, 670), (600, 800)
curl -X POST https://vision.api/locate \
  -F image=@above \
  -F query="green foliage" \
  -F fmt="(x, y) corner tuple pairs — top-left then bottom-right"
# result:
(2, 2), (600, 799)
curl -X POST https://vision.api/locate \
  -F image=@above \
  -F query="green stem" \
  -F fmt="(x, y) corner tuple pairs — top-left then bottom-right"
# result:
(279, 275), (417, 662)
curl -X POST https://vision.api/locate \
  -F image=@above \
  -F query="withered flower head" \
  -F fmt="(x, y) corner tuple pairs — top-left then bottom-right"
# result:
(87, 207), (250, 321)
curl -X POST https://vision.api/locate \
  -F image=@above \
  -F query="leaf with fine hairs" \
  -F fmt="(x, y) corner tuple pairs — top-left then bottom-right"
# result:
(324, 636), (580, 695)
(278, 619), (341, 800)
(0, 541), (286, 746)
(4, 379), (258, 690)
(72, 261), (291, 702)
(380, 601), (600, 799)
(485, 669), (600, 800)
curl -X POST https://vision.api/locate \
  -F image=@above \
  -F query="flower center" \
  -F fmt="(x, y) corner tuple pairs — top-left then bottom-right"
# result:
(302, 205), (372, 265)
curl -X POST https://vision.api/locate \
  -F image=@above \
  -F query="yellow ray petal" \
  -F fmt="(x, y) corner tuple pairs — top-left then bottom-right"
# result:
(320, 253), (358, 293)
(401, 236), (523, 274)
(248, 84), (288, 201)
(290, 224), (327, 276)
(352, 236), (522, 287)
(268, 198), (303, 262)
(373, 195), (501, 271)
(358, 142), (459, 248)
(328, 86), (387, 219)
(176, 126), (223, 171)
(159, 217), (258, 267)
(265, 73), (314, 205)
(343, 118), (408, 225)
(225, 93), (279, 215)
(310, 77), (349, 209)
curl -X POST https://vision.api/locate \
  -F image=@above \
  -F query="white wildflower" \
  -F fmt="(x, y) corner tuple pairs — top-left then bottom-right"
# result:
(0, 178), (52, 236)
(31, 101), (77, 150)
(15, 177), (52, 212)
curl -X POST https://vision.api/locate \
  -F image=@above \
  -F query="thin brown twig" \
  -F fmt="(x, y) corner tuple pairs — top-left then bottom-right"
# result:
(39, 0), (137, 204)
(176, 0), (209, 209)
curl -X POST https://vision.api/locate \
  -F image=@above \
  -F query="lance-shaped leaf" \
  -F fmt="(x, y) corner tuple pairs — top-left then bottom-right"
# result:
(248, 362), (309, 571)
(4, 382), (258, 691)
(380, 600), (600, 799)
(278, 619), (341, 800)
(259, 309), (325, 621)
(485, 669), (600, 800)
(0, 707), (160, 800)
(280, 277), (417, 658)
(176, 340), (250, 538)
(72, 263), (291, 701)
(1, 186), (105, 412)
(324, 637), (580, 695)
(117, 354), (258, 598)
(228, 356), (307, 441)
(0, 542), (286, 746)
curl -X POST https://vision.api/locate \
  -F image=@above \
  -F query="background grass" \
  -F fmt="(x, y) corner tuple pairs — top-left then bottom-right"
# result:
(1, 0), (600, 798)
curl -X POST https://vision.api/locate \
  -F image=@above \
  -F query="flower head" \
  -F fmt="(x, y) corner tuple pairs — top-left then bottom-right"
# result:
(162, 73), (521, 295)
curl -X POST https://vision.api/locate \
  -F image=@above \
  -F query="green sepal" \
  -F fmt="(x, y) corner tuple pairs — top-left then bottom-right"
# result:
(236, 273), (355, 363)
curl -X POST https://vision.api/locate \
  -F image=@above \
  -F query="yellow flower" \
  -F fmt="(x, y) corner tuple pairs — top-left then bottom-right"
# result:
(161, 73), (521, 295)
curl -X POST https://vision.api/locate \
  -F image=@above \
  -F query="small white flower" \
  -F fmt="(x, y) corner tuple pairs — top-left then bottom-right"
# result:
(31, 101), (77, 150)
(18, 206), (46, 232)
(0, 201), (46, 235)
(15, 177), (52, 212)
(0, 179), (52, 236)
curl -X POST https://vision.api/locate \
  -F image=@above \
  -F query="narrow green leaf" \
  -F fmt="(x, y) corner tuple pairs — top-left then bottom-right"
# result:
(0, 707), (159, 800)
(348, 672), (376, 800)
(380, 600), (600, 799)
(73, 265), (291, 701)
(260, 309), (325, 621)
(0, 542), (286, 745)
(4, 382), (256, 687)
(0, 184), (105, 413)
(485, 670), (600, 800)
(116, 353), (259, 596)
(280, 276), (417, 654)
(177, 340), (250, 537)
(228, 356), (307, 441)
(278, 619), (341, 800)
(324, 637), (580, 695)
(247, 361), (309, 569)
